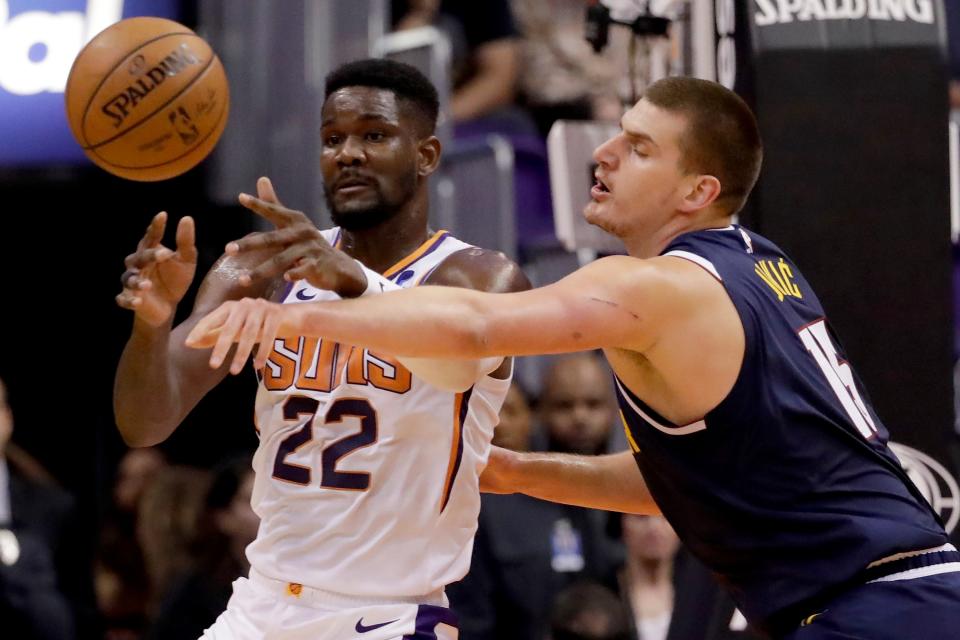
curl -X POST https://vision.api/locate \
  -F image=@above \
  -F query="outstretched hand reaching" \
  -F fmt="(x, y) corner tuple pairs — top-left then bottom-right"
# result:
(116, 212), (198, 327)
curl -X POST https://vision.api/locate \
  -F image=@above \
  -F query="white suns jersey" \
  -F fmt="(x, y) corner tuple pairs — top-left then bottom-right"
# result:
(246, 228), (510, 598)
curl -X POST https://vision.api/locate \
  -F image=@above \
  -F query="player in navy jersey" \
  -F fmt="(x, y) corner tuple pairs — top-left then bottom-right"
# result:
(188, 76), (960, 639)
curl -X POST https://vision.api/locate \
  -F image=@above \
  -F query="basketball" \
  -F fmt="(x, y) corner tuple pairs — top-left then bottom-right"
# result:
(64, 17), (229, 182)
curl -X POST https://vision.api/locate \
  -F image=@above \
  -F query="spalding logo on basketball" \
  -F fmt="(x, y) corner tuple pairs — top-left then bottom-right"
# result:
(64, 16), (229, 181)
(889, 441), (960, 534)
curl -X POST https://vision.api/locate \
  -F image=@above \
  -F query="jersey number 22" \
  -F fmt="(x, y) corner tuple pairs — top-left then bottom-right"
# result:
(272, 395), (376, 490)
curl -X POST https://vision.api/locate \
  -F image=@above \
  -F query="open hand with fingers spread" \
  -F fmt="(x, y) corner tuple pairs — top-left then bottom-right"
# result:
(116, 212), (198, 327)
(185, 297), (298, 374)
(233, 177), (368, 297)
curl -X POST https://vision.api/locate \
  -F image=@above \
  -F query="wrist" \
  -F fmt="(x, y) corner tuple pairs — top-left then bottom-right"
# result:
(501, 448), (527, 489)
(132, 312), (174, 334)
(347, 260), (402, 298)
(335, 259), (369, 298)
(286, 302), (311, 336)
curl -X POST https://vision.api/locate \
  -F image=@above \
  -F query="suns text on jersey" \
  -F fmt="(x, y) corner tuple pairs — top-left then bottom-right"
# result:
(262, 337), (412, 394)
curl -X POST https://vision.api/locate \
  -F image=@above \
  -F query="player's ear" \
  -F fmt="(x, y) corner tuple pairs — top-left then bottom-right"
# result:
(417, 135), (442, 177)
(679, 174), (722, 213)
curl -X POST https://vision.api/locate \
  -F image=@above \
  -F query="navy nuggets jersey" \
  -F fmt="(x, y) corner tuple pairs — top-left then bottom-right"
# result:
(615, 225), (949, 634)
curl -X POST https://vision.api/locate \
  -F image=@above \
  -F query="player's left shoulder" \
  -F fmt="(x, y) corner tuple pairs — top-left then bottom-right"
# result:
(426, 246), (531, 294)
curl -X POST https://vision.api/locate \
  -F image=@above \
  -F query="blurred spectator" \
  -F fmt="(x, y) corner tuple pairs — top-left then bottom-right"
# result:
(511, 0), (683, 138)
(447, 488), (624, 640)
(947, 0), (960, 108)
(618, 515), (678, 640)
(616, 514), (766, 640)
(0, 378), (95, 640)
(136, 464), (211, 616)
(493, 381), (534, 451)
(147, 457), (257, 639)
(536, 352), (621, 455)
(549, 580), (632, 640)
(511, 0), (624, 137)
(95, 448), (168, 639)
(114, 447), (167, 513)
(392, 0), (537, 137)
(448, 355), (624, 639)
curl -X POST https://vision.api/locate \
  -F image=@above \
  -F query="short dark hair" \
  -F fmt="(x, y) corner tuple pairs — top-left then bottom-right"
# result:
(324, 58), (440, 136)
(550, 580), (631, 640)
(644, 76), (763, 215)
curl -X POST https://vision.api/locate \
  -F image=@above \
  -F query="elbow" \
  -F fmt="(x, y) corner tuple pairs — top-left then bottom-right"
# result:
(117, 430), (160, 449)
(114, 415), (171, 448)
(626, 496), (663, 516)
(459, 313), (494, 359)
(117, 428), (164, 449)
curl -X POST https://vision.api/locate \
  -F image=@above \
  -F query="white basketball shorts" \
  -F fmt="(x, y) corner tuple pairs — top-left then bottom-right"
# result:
(200, 570), (459, 640)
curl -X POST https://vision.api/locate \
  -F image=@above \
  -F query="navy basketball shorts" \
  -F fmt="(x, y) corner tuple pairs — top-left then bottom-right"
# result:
(785, 567), (960, 639)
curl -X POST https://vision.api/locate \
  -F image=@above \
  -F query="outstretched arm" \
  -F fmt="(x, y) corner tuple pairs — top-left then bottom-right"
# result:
(342, 249), (529, 390)
(187, 254), (690, 363)
(403, 245), (530, 390)
(482, 446), (659, 515)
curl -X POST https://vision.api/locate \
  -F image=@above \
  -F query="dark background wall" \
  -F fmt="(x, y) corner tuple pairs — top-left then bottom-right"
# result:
(0, 163), (260, 546)
(0, 0), (262, 557)
(723, 0), (959, 536)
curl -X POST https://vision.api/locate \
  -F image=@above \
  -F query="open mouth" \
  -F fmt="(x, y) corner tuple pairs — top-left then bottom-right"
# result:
(591, 175), (611, 198)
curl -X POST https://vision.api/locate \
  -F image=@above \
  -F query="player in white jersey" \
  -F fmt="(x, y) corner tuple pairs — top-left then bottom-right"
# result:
(114, 59), (529, 639)
(247, 227), (509, 598)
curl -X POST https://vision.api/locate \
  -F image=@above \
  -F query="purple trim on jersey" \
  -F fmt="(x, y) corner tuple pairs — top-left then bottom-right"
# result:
(417, 263), (442, 285)
(387, 232), (451, 281)
(402, 604), (459, 639)
(277, 280), (295, 303)
(440, 386), (473, 513)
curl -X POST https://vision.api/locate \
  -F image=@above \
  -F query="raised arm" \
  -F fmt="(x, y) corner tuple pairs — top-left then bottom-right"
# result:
(116, 260), (277, 447)
(114, 227), (277, 447)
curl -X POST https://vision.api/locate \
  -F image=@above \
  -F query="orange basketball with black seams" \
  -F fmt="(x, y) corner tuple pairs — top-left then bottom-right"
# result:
(64, 16), (229, 182)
